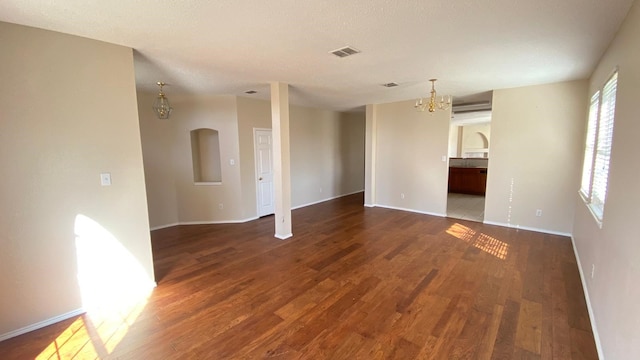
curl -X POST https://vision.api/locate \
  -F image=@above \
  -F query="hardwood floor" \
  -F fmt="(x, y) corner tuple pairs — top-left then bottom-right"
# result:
(0, 193), (598, 359)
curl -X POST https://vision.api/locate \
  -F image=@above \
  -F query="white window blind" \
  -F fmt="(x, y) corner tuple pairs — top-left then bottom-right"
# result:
(580, 92), (599, 198)
(580, 71), (618, 224)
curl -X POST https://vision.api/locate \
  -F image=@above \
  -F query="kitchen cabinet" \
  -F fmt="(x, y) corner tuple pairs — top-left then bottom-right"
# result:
(448, 167), (487, 195)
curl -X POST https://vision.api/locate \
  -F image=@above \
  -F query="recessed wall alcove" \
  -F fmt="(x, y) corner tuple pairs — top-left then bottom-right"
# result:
(190, 128), (222, 184)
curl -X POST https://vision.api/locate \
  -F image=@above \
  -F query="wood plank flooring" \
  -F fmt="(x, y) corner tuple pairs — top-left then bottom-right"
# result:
(0, 192), (598, 359)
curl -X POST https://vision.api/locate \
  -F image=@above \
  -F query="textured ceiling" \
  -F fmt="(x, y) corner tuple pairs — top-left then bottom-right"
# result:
(0, 0), (634, 111)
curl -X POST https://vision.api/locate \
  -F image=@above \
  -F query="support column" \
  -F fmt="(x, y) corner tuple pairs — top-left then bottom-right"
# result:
(271, 82), (292, 239)
(364, 104), (378, 207)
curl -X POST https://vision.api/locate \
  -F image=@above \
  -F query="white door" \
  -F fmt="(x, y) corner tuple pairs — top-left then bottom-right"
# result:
(255, 129), (275, 217)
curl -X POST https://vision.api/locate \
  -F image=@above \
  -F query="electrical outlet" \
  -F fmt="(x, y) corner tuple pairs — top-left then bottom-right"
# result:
(591, 264), (595, 279)
(401, 193), (405, 199)
(218, 203), (223, 210)
(100, 173), (111, 186)
(319, 187), (323, 193)
(535, 209), (542, 217)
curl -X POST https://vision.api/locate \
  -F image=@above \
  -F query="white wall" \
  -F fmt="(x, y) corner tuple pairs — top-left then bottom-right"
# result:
(572, 1), (640, 358)
(484, 80), (588, 235)
(367, 100), (451, 216)
(0, 22), (155, 338)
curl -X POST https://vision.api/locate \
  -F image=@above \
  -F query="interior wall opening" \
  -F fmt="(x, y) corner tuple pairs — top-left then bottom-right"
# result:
(446, 107), (491, 222)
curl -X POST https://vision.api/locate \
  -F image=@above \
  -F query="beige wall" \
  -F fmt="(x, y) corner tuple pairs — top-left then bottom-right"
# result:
(138, 92), (179, 228)
(461, 123), (491, 157)
(290, 108), (365, 208)
(448, 124), (461, 157)
(139, 94), (244, 225)
(237, 97), (272, 218)
(572, 1), (640, 358)
(172, 96), (244, 222)
(142, 95), (365, 225)
(338, 112), (367, 197)
(0, 22), (155, 338)
(484, 80), (587, 235)
(369, 100), (450, 215)
(364, 104), (378, 206)
(236, 97), (365, 216)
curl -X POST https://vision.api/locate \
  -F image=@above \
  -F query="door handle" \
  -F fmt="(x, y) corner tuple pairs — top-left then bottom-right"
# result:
(259, 177), (263, 181)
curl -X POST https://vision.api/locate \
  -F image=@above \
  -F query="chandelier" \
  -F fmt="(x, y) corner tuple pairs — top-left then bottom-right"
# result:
(415, 79), (451, 113)
(152, 81), (172, 119)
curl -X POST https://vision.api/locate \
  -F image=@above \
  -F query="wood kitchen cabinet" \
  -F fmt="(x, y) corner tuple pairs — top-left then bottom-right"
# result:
(448, 167), (487, 195)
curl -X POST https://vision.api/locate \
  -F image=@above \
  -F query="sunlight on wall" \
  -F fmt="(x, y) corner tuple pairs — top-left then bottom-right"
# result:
(446, 223), (509, 260)
(38, 215), (157, 359)
(74, 214), (154, 313)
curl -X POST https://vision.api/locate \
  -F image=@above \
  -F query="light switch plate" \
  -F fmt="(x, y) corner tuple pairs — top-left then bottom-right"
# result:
(100, 173), (112, 186)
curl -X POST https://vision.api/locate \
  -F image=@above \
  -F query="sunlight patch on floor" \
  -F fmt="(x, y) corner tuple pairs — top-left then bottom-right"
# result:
(36, 299), (149, 360)
(446, 222), (477, 242)
(446, 223), (509, 260)
(36, 317), (98, 359)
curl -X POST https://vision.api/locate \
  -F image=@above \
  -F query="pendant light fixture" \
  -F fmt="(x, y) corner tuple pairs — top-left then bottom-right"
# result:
(415, 79), (451, 113)
(152, 81), (172, 119)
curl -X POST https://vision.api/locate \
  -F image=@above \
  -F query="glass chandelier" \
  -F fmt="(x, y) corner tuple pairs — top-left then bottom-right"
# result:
(152, 81), (172, 119)
(415, 79), (451, 113)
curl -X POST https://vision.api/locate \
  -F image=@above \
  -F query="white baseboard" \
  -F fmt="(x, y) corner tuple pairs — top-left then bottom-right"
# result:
(363, 203), (375, 208)
(149, 191), (366, 232)
(274, 233), (293, 240)
(149, 222), (180, 231)
(291, 190), (364, 210)
(179, 217), (259, 226)
(150, 217), (260, 231)
(482, 220), (571, 237)
(369, 203), (446, 218)
(570, 236), (605, 360)
(0, 308), (85, 342)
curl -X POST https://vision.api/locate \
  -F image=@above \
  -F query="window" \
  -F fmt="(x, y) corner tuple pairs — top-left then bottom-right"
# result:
(579, 71), (618, 225)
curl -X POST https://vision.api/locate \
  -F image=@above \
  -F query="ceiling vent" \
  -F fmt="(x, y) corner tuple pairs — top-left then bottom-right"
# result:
(330, 46), (361, 58)
(382, 82), (399, 88)
(244, 90), (257, 94)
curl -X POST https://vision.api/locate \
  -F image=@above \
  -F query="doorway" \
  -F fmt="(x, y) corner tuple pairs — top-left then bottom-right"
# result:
(446, 109), (491, 222)
(254, 128), (275, 217)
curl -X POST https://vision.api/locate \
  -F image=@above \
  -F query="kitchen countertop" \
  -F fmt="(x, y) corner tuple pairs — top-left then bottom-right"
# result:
(449, 166), (487, 169)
